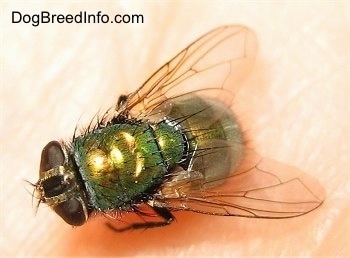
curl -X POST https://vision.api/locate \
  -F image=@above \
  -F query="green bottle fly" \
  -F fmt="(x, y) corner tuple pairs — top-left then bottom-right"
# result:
(32, 25), (323, 231)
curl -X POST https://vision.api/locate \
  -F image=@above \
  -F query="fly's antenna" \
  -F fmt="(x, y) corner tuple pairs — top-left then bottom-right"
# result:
(23, 179), (42, 214)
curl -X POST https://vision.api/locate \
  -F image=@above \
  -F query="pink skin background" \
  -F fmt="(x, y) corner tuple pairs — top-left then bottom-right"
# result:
(1, 1), (349, 257)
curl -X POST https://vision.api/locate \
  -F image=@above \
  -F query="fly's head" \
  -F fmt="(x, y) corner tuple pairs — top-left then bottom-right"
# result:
(33, 141), (89, 226)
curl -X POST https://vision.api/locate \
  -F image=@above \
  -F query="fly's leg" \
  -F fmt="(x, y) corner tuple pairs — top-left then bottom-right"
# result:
(106, 206), (175, 233)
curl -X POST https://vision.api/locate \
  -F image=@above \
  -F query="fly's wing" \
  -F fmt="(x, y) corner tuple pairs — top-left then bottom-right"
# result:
(113, 26), (323, 218)
(156, 151), (324, 218)
(119, 25), (257, 118)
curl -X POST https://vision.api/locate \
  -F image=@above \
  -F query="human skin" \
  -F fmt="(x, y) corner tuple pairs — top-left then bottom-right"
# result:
(1, 1), (349, 257)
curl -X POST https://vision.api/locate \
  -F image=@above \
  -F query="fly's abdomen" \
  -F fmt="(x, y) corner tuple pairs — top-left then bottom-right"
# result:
(165, 95), (244, 187)
(72, 123), (177, 211)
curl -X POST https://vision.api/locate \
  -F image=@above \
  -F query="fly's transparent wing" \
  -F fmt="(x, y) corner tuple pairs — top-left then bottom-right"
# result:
(120, 25), (257, 117)
(112, 26), (323, 219)
(156, 152), (324, 218)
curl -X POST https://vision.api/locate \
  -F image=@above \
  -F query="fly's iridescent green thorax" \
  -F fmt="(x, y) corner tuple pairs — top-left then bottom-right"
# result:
(73, 122), (184, 210)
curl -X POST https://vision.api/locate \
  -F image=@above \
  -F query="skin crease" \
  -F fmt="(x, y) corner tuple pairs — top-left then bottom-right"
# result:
(1, 1), (349, 257)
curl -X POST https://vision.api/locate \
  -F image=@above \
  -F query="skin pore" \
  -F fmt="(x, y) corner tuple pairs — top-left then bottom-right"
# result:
(2, 2), (349, 256)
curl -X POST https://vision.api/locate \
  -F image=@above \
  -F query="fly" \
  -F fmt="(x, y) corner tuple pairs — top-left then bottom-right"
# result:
(30, 25), (323, 232)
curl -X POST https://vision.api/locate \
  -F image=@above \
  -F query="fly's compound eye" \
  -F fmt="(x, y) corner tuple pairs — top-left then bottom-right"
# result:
(40, 141), (65, 173)
(37, 141), (89, 226)
(38, 141), (67, 200)
(52, 195), (89, 226)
